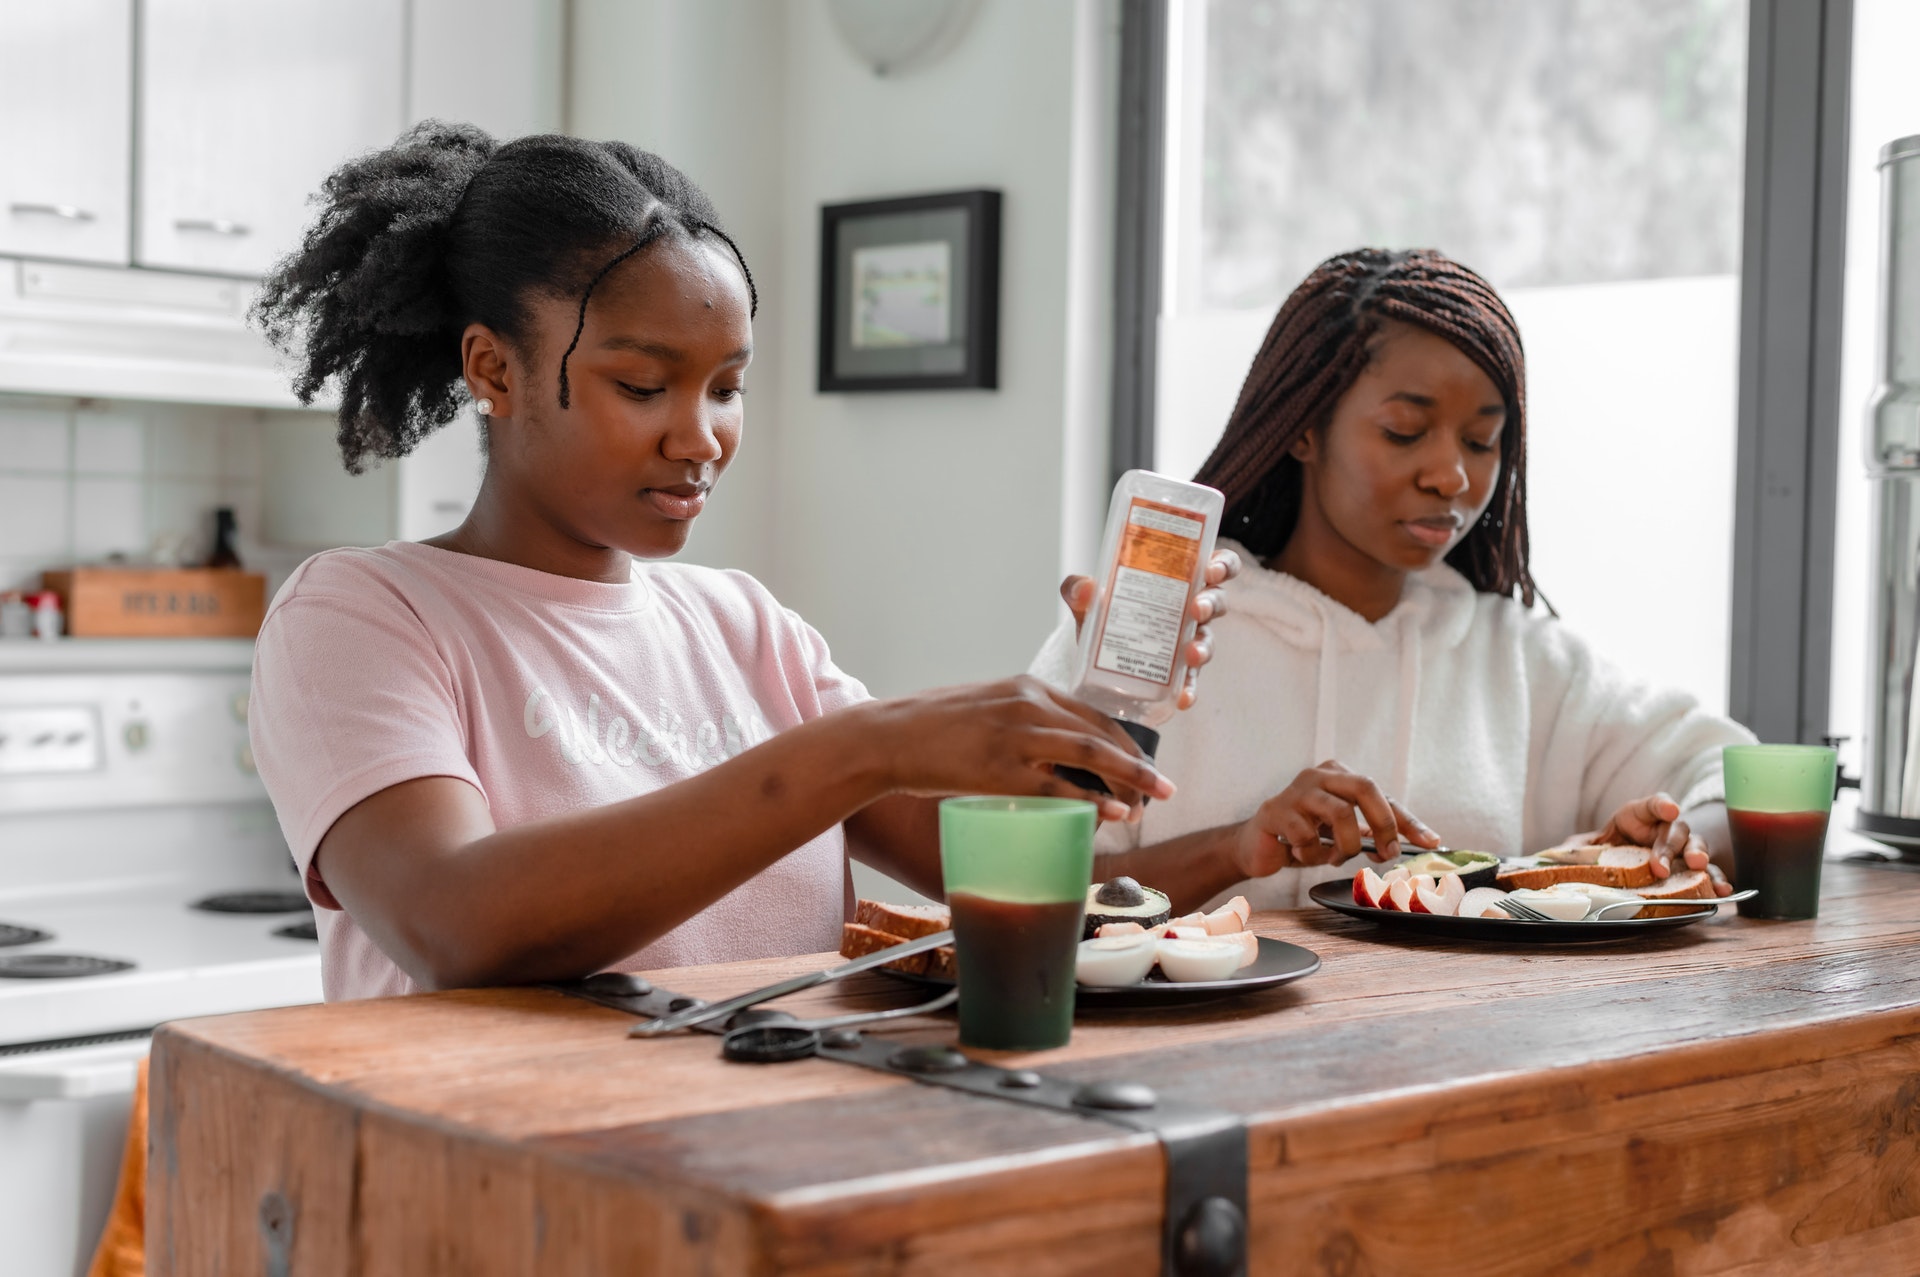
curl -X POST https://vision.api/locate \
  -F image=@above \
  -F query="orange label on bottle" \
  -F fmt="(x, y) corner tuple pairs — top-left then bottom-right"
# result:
(1092, 498), (1205, 686)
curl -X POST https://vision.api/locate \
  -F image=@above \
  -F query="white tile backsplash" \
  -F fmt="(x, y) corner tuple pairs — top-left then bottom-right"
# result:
(74, 410), (147, 475)
(72, 477), (148, 560)
(0, 395), (290, 583)
(1, 405), (72, 473)
(148, 411), (222, 479)
(0, 558), (44, 593)
(0, 475), (72, 559)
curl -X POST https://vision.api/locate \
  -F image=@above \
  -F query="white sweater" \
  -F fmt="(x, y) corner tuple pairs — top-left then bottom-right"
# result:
(1029, 541), (1756, 911)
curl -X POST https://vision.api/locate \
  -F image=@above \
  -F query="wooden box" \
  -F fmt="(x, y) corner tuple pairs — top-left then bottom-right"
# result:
(42, 568), (267, 638)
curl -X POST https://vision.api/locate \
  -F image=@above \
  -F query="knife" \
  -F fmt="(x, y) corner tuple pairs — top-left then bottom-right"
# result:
(628, 928), (955, 1037)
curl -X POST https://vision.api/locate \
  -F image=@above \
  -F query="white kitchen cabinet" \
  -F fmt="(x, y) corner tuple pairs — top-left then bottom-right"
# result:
(136, 0), (405, 277)
(0, 1), (134, 266)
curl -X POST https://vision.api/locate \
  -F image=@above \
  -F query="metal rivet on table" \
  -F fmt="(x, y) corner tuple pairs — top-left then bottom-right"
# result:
(582, 972), (652, 997)
(886, 1044), (969, 1074)
(1173, 1196), (1246, 1277)
(722, 1025), (820, 1064)
(998, 1070), (1042, 1089)
(1072, 1080), (1158, 1111)
(819, 1028), (863, 1049)
(667, 996), (701, 1013)
(725, 1007), (797, 1031)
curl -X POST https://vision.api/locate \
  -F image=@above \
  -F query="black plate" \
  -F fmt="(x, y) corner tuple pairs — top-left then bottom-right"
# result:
(1307, 880), (1717, 942)
(879, 936), (1320, 1008)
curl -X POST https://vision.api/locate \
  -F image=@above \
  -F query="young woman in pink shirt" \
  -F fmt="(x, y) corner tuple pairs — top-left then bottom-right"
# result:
(245, 123), (1243, 1001)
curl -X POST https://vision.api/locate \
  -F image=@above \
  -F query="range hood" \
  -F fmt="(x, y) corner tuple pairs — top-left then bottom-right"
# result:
(0, 258), (313, 410)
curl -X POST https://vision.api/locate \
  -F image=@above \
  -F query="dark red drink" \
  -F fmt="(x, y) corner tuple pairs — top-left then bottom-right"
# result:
(1727, 807), (1830, 919)
(947, 892), (1085, 1050)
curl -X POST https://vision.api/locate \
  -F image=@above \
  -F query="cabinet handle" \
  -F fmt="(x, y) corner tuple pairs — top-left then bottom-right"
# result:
(9, 202), (96, 222)
(174, 218), (250, 237)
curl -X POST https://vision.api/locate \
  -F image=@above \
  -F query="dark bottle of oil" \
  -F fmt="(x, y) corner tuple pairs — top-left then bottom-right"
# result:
(207, 507), (243, 570)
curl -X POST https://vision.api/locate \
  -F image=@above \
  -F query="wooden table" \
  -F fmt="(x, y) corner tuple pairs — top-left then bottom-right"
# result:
(149, 863), (1920, 1276)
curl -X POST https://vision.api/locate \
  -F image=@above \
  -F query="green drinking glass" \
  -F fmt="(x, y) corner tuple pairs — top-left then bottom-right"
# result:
(938, 796), (1096, 1051)
(1722, 744), (1838, 920)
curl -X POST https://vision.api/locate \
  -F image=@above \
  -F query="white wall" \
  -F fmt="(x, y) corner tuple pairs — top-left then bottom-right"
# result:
(567, 0), (1116, 700)
(568, 0), (792, 587)
(771, 0), (1115, 697)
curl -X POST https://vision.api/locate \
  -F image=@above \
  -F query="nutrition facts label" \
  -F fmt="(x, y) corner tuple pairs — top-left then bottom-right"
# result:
(1093, 499), (1204, 686)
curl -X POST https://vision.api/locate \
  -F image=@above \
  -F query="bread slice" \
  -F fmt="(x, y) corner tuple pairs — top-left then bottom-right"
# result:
(1497, 846), (1656, 891)
(853, 899), (951, 940)
(839, 922), (931, 974)
(1631, 869), (1717, 916)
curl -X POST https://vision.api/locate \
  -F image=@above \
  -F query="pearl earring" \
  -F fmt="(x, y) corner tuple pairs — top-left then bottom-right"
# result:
(475, 397), (494, 417)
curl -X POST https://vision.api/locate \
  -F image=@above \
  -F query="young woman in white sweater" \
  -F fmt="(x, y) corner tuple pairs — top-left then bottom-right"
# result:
(1034, 248), (1749, 911)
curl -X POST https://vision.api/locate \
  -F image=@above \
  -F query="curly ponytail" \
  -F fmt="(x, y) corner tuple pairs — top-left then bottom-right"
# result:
(254, 121), (757, 475)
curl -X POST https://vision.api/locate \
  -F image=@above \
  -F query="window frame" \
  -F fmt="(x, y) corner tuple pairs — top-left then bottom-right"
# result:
(1115, 0), (1856, 737)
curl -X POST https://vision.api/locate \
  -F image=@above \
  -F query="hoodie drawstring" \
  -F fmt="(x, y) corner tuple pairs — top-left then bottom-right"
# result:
(1310, 595), (1339, 765)
(1391, 617), (1421, 802)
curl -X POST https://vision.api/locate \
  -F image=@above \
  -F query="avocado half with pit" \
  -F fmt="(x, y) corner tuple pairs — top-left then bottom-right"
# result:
(1083, 876), (1173, 938)
(1388, 850), (1499, 890)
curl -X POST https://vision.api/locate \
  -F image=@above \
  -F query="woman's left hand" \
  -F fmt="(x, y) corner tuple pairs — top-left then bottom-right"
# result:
(1060, 547), (1243, 710)
(1579, 793), (1732, 895)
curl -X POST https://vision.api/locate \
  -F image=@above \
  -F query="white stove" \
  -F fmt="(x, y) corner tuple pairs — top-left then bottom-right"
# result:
(0, 640), (321, 1277)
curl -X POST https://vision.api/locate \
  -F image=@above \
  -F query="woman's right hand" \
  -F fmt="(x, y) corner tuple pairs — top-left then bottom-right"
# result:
(859, 676), (1175, 822)
(1230, 760), (1440, 877)
(1061, 547), (1240, 711)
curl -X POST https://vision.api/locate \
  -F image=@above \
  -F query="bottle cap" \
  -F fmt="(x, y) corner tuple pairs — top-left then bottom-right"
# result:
(1055, 716), (1161, 802)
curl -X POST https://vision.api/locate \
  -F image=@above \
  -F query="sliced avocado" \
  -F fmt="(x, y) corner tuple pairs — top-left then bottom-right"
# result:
(1391, 850), (1498, 889)
(1083, 880), (1173, 939)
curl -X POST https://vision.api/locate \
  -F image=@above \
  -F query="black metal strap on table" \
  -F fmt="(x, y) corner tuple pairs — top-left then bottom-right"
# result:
(550, 973), (1248, 1277)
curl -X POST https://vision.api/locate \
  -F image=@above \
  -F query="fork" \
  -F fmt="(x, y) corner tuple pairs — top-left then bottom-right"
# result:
(1491, 897), (1554, 921)
(1588, 889), (1758, 918)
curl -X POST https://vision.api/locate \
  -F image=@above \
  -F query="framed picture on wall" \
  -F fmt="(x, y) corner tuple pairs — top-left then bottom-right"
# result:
(817, 189), (1001, 392)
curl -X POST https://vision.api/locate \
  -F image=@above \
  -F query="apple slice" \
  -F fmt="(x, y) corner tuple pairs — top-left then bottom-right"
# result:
(1437, 873), (1466, 914)
(1387, 878), (1417, 912)
(1354, 867), (1389, 909)
(1381, 866), (1411, 888)
(1413, 884), (1453, 916)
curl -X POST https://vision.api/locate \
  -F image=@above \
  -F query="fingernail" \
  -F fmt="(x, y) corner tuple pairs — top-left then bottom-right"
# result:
(1383, 838), (1400, 857)
(1100, 800), (1129, 822)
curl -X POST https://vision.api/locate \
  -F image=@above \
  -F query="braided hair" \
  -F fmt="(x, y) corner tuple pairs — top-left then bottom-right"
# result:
(1192, 248), (1536, 607)
(253, 120), (758, 474)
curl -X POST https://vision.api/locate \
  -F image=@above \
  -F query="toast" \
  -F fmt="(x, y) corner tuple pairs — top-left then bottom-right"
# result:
(852, 899), (951, 941)
(1629, 869), (1718, 916)
(839, 906), (958, 981)
(839, 922), (931, 974)
(1497, 845), (1657, 891)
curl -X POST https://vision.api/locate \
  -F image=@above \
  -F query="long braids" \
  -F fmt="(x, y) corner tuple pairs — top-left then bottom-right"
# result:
(1193, 248), (1537, 607)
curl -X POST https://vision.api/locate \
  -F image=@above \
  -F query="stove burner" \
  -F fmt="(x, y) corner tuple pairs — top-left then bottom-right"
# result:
(0, 922), (51, 948)
(273, 918), (318, 941)
(0, 953), (134, 980)
(192, 891), (311, 915)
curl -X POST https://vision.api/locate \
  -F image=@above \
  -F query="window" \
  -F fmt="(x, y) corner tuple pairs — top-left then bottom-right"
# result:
(1155, 0), (1749, 712)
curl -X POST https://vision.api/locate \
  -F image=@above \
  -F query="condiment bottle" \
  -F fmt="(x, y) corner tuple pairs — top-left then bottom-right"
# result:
(1056, 469), (1224, 796)
(30, 591), (64, 641)
(206, 507), (243, 569)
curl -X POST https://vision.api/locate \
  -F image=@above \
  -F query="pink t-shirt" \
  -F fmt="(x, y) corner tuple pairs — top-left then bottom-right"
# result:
(249, 541), (869, 1001)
